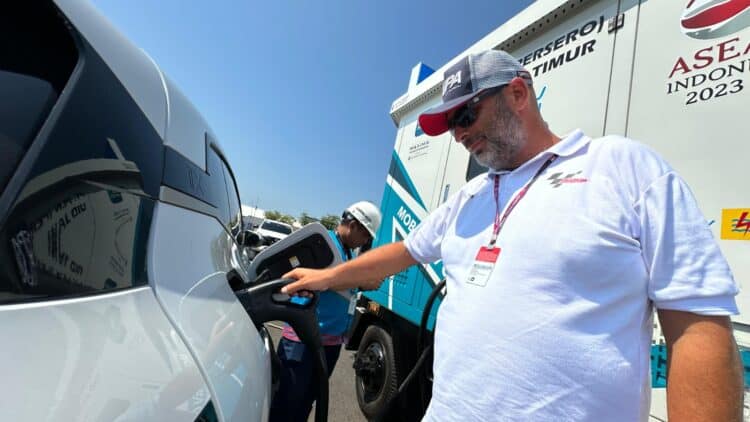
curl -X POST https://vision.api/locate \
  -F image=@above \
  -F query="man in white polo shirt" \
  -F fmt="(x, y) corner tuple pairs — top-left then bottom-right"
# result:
(281, 49), (743, 421)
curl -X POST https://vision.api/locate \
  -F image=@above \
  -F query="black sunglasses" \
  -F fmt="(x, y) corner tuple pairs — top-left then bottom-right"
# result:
(447, 85), (506, 130)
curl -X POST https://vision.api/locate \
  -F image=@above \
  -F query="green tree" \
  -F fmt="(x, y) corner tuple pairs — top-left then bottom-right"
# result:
(278, 214), (296, 225)
(299, 212), (317, 226)
(319, 214), (340, 230)
(264, 210), (283, 221)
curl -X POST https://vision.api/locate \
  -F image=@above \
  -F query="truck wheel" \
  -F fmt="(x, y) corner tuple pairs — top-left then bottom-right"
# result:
(354, 325), (398, 420)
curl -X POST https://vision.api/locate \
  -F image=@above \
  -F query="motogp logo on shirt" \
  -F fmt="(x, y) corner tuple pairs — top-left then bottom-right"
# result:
(547, 170), (588, 188)
(681, 0), (750, 40)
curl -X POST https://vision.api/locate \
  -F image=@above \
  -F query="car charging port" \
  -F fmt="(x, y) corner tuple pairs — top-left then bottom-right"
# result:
(235, 278), (329, 422)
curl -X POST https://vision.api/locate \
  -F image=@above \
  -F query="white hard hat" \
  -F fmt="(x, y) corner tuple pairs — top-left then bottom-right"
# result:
(345, 201), (382, 238)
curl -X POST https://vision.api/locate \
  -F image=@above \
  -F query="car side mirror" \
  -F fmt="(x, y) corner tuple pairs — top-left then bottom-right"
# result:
(239, 229), (263, 248)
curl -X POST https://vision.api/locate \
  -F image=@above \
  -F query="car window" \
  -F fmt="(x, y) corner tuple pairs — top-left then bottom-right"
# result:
(221, 160), (242, 237)
(261, 221), (292, 235)
(0, 4), (76, 194)
(0, 71), (57, 192)
(0, 3), (163, 305)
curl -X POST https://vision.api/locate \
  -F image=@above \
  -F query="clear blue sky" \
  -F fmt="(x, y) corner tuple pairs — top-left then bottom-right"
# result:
(91, 0), (534, 218)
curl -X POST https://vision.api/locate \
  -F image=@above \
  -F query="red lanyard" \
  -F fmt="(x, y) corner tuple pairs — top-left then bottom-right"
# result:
(489, 155), (557, 247)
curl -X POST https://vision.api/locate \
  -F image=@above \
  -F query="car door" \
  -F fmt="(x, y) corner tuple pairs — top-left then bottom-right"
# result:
(0, 3), (211, 420)
(150, 137), (272, 421)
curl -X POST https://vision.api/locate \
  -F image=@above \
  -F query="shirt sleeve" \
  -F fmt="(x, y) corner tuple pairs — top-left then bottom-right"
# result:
(404, 197), (456, 264)
(636, 171), (739, 315)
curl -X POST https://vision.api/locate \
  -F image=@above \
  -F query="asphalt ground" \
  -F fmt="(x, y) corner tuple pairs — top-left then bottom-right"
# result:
(266, 322), (367, 422)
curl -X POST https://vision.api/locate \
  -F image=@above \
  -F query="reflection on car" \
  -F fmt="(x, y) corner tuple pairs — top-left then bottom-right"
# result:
(256, 219), (293, 247)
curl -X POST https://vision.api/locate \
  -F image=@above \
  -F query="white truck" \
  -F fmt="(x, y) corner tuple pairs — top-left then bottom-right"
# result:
(347, 0), (750, 420)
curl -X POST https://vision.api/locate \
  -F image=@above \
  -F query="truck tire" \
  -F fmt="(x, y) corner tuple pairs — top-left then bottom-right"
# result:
(354, 325), (398, 421)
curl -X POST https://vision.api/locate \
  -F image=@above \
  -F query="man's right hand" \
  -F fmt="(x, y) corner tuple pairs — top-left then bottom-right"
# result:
(281, 242), (418, 295)
(281, 268), (336, 295)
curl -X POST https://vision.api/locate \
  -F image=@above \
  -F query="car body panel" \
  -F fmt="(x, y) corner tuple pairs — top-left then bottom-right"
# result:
(53, 0), (168, 141)
(0, 287), (209, 421)
(148, 202), (271, 422)
(162, 76), (221, 171)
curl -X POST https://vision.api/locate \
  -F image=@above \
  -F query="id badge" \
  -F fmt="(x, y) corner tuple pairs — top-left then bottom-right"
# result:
(465, 247), (500, 287)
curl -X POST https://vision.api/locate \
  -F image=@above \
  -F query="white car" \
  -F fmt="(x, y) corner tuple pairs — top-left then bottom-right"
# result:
(256, 219), (293, 246)
(0, 2), (333, 421)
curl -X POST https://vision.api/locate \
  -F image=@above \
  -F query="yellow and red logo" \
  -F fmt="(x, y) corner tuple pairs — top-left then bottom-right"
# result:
(721, 208), (750, 240)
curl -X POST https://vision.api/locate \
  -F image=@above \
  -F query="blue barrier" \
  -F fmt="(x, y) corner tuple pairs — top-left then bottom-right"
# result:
(651, 345), (750, 388)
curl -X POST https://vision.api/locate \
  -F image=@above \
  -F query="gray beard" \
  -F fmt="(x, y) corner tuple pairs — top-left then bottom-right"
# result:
(472, 97), (526, 171)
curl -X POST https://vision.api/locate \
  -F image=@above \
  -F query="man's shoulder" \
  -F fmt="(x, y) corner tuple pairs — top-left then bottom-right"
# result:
(585, 134), (675, 186)
(589, 134), (662, 156)
(590, 135), (671, 167)
(589, 134), (641, 152)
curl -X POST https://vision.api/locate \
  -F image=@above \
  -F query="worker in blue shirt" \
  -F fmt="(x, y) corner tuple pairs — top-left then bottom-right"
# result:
(270, 201), (382, 422)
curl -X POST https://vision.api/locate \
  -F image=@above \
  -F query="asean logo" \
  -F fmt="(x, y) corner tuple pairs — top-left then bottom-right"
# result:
(681, 0), (750, 39)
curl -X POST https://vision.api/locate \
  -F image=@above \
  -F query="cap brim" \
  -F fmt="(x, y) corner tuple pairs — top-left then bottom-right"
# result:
(418, 91), (476, 136)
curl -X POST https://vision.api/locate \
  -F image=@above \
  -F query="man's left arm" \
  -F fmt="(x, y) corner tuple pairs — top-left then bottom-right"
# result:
(658, 309), (744, 421)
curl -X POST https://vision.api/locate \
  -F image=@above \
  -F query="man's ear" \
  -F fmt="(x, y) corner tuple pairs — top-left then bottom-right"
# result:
(506, 77), (531, 112)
